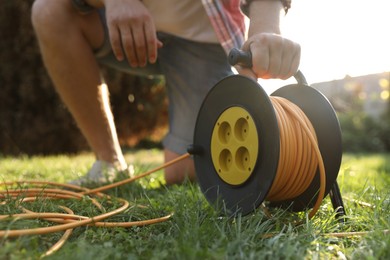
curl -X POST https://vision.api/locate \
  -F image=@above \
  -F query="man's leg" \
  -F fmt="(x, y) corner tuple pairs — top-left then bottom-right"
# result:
(157, 33), (233, 185)
(164, 149), (196, 184)
(31, 0), (127, 170)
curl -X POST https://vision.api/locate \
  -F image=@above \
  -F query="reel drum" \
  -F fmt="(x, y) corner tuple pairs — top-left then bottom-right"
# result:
(191, 73), (342, 216)
(271, 82), (342, 211)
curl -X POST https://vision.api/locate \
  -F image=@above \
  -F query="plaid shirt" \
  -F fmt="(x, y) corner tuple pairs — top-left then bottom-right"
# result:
(203, 0), (291, 54)
(72, 0), (291, 55)
(202, 0), (246, 54)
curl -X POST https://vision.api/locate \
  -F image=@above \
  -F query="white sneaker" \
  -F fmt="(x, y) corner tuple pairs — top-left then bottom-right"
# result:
(69, 160), (134, 186)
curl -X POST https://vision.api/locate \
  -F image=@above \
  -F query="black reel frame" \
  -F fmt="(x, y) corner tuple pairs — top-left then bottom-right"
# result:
(189, 48), (346, 220)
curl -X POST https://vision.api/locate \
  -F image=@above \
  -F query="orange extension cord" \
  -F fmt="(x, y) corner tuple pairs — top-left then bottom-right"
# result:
(267, 96), (326, 219)
(0, 154), (189, 256)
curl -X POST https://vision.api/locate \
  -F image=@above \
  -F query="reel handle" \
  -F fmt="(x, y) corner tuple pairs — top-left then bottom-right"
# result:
(228, 48), (308, 86)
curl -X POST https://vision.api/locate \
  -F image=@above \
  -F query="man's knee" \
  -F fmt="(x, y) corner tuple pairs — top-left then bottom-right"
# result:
(32, 0), (103, 50)
(31, 0), (72, 35)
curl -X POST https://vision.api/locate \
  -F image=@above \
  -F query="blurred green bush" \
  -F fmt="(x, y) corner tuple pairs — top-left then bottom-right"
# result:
(338, 111), (389, 152)
(334, 81), (389, 152)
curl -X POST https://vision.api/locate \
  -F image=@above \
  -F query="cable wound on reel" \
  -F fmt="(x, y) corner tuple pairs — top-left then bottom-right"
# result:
(191, 73), (342, 217)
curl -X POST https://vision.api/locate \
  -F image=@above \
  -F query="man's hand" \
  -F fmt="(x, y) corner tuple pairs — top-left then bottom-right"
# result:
(103, 0), (162, 67)
(236, 33), (300, 80)
(237, 0), (300, 80)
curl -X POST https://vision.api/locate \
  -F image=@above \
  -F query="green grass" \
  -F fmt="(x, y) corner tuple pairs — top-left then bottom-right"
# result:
(1, 151), (389, 259)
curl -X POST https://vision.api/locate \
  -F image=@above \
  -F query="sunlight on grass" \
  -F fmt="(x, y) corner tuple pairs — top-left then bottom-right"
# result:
(0, 152), (389, 259)
(338, 154), (390, 201)
(0, 153), (95, 183)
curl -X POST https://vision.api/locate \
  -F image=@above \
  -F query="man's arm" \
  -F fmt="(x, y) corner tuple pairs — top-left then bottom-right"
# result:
(238, 0), (300, 80)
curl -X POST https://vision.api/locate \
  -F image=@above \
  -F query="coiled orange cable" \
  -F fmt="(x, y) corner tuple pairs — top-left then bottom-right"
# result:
(0, 154), (190, 256)
(266, 96), (326, 219)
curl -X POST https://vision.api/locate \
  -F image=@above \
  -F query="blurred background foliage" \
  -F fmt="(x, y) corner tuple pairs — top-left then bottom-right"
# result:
(0, 1), (388, 156)
(338, 106), (390, 153)
(316, 74), (390, 153)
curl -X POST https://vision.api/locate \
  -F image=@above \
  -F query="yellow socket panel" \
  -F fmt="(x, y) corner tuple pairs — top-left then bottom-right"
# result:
(211, 106), (259, 185)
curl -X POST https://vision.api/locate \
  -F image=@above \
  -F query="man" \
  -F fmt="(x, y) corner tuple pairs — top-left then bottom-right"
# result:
(31, 0), (300, 185)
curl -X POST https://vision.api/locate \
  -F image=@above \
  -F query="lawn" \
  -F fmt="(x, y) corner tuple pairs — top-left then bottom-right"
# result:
(0, 151), (389, 259)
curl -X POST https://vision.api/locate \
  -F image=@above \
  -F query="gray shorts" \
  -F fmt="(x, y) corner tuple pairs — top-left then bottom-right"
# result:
(95, 10), (233, 155)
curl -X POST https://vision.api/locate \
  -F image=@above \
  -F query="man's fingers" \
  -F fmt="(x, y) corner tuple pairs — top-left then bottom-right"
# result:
(109, 22), (157, 68)
(129, 20), (148, 67)
(273, 39), (300, 79)
(120, 26), (138, 67)
(108, 24), (124, 61)
(104, 1), (159, 68)
(245, 33), (301, 80)
(144, 21), (158, 64)
(266, 36), (284, 78)
(286, 44), (301, 79)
